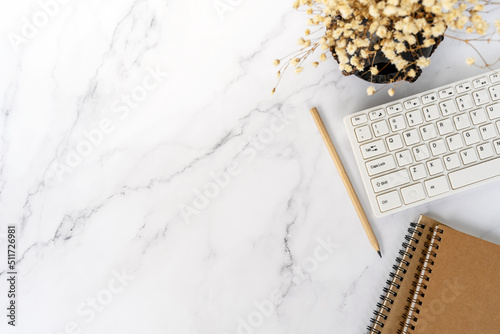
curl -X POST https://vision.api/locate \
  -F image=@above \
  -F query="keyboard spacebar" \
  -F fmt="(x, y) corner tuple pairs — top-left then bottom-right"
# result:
(448, 157), (500, 189)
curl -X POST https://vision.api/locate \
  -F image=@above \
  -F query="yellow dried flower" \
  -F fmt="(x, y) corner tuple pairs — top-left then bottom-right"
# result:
(388, 88), (395, 96)
(466, 57), (476, 65)
(273, 59), (281, 66)
(367, 86), (376, 95)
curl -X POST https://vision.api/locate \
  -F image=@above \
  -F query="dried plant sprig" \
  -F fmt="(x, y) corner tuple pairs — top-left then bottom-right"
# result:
(273, 0), (500, 96)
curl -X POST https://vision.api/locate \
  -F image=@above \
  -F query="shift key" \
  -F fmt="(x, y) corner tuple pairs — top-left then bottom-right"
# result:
(371, 170), (410, 193)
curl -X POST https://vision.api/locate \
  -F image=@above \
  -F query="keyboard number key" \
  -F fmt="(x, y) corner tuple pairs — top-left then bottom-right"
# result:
(460, 148), (478, 165)
(456, 95), (474, 111)
(439, 100), (458, 116)
(376, 191), (402, 213)
(424, 176), (450, 197)
(423, 105), (440, 121)
(355, 125), (372, 142)
(389, 115), (407, 131)
(489, 84), (500, 101)
(406, 110), (424, 126)
(444, 153), (461, 170)
(401, 183), (426, 204)
(386, 134), (404, 151)
(473, 89), (490, 106)
(372, 120), (390, 137)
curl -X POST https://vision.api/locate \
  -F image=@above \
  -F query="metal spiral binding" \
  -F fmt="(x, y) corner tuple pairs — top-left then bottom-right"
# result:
(367, 222), (425, 334)
(405, 226), (445, 333)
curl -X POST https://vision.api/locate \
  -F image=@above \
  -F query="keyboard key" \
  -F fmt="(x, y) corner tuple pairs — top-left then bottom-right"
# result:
(423, 105), (440, 121)
(446, 134), (464, 151)
(456, 82), (472, 93)
(403, 129), (420, 146)
(401, 183), (426, 204)
(486, 103), (500, 119)
(366, 155), (396, 176)
(369, 109), (385, 120)
(479, 123), (496, 140)
(376, 191), (402, 212)
(371, 170), (410, 193)
(420, 124), (438, 141)
(386, 103), (403, 115)
(453, 114), (471, 130)
(389, 115), (407, 131)
(489, 84), (500, 100)
(360, 140), (386, 159)
(460, 148), (478, 165)
(386, 134), (403, 151)
(491, 73), (500, 84)
(406, 110), (424, 126)
(444, 153), (461, 170)
(396, 150), (413, 166)
(439, 88), (455, 98)
(413, 144), (430, 161)
(439, 100), (458, 116)
(404, 98), (421, 110)
(410, 164), (427, 181)
(437, 118), (454, 135)
(372, 120), (390, 137)
(473, 77), (488, 88)
(448, 156), (500, 189)
(477, 142), (494, 160)
(351, 114), (368, 125)
(425, 176), (450, 197)
(473, 89), (490, 106)
(427, 159), (444, 175)
(430, 139), (447, 156)
(497, 121), (500, 135)
(456, 95), (474, 111)
(422, 93), (438, 104)
(355, 125), (372, 142)
(463, 128), (480, 145)
(493, 139), (500, 154)
(470, 108), (487, 124)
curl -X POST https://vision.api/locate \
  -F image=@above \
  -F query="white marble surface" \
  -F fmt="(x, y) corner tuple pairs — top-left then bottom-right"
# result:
(0, 1), (499, 333)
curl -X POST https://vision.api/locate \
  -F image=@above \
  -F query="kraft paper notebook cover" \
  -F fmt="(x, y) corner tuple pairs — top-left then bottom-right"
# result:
(367, 215), (500, 334)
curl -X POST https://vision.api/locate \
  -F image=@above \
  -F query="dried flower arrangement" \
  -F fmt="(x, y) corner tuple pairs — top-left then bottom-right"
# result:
(273, 0), (500, 95)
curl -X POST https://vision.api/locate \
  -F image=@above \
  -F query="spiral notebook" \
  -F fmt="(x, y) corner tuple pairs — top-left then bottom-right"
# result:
(367, 215), (500, 334)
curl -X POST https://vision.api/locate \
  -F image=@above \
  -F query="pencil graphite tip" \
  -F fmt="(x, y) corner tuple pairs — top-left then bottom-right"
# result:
(377, 251), (382, 258)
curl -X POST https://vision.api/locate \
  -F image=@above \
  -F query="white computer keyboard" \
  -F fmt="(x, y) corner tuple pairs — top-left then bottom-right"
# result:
(344, 69), (500, 217)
